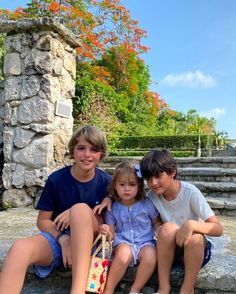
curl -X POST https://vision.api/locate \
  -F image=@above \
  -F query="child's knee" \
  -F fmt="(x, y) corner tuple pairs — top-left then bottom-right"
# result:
(158, 222), (178, 239)
(187, 233), (204, 247)
(140, 246), (157, 266)
(70, 203), (92, 220)
(7, 239), (33, 264)
(9, 239), (26, 256)
(115, 245), (133, 265)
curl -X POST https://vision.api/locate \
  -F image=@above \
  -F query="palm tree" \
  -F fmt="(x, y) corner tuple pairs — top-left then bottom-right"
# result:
(187, 111), (208, 156)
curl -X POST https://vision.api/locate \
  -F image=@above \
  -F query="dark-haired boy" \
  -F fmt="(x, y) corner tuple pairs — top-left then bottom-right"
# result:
(140, 149), (223, 294)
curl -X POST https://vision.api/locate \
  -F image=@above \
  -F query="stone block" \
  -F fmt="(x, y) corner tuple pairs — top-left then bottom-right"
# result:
(32, 49), (53, 74)
(3, 53), (22, 76)
(4, 76), (22, 101)
(12, 164), (25, 188)
(39, 74), (61, 103)
(2, 189), (33, 209)
(13, 134), (54, 169)
(21, 76), (41, 99)
(13, 127), (35, 149)
(18, 97), (54, 124)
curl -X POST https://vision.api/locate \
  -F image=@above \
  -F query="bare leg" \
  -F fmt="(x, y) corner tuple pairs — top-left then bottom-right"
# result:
(0, 235), (52, 294)
(130, 245), (156, 293)
(180, 234), (205, 294)
(69, 203), (99, 294)
(157, 222), (178, 294)
(103, 244), (133, 294)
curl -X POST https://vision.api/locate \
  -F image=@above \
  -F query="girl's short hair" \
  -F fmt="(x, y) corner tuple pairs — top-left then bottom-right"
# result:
(109, 160), (145, 201)
(68, 125), (107, 159)
(140, 149), (177, 179)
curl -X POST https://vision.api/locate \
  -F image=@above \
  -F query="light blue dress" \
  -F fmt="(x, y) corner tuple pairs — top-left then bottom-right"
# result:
(105, 198), (159, 265)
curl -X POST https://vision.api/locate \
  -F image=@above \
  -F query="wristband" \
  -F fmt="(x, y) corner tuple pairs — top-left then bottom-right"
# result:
(55, 232), (65, 243)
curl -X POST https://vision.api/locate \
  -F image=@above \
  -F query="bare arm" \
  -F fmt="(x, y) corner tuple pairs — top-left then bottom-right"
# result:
(196, 215), (223, 236)
(37, 210), (60, 239)
(182, 215), (223, 236)
(93, 197), (112, 215)
(176, 215), (223, 247)
(153, 215), (163, 234)
(37, 210), (71, 268)
(53, 209), (70, 231)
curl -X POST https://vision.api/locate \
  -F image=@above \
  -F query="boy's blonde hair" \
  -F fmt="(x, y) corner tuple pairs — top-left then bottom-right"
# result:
(68, 125), (107, 159)
(109, 160), (145, 201)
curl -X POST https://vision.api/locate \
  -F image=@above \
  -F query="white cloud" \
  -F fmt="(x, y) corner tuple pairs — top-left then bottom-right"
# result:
(200, 108), (226, 119)
(161, 70), (217, 88)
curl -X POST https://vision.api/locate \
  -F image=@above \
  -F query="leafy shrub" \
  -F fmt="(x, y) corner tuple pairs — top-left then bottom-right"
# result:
(116, 135), (215, 150)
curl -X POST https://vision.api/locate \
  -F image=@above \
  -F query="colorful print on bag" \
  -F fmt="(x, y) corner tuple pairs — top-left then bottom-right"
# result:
(86, 234), (112, 293)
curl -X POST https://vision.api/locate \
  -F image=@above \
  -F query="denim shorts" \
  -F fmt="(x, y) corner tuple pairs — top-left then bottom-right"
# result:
(173, 238), (212, 269)
(33, 231), (101, 278)
(33, 231), (69, 279)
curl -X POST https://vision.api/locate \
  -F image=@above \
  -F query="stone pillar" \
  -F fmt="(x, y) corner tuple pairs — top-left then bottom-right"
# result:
(0, 18), (80, 208)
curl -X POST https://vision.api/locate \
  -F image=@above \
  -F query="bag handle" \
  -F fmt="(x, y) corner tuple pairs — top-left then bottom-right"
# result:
(92, 234), (112, 259)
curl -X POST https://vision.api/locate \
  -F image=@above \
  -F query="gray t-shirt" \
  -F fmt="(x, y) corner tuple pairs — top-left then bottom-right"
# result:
(147, 181), (214, 226)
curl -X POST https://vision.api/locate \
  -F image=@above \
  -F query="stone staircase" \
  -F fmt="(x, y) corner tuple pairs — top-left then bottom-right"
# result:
(99, 156), (236, 216)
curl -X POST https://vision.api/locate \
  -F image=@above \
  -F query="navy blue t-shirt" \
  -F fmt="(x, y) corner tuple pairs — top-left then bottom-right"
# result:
(36, 166), (112, 220)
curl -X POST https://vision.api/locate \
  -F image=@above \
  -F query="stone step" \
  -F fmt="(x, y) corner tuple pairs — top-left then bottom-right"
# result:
(178, 167), (236, 182)
(191, 181), (236, 192)
(101, 165), (236, 182)
(191, 182), (236, 215)
(0, 208), (235, 294)
(176, 156), (236, 168)
(101, 156), (236, 169)
(205, 197), (236, 216)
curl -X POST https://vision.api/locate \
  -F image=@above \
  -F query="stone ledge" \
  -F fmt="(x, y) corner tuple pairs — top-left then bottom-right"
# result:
(179, 167), (236, 176)
(0, 208), (235, 293)
(0, 17), (81, 48)
(191, 181), (236, 192)
(19, 251), (236, 294)
(18, 253), (236, 294)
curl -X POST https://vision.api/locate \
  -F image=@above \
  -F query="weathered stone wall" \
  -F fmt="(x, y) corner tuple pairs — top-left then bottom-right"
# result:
(0, 80), (3, 146)
(0, 80), (4, 209)
(0, 18), (80, 209)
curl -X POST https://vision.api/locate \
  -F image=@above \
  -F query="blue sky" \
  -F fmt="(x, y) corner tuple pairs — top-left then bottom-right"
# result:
(1, 0), (236, 138)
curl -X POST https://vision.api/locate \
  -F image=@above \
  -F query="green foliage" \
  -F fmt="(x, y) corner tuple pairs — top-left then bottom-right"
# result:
(94, 46), (157, 135)
(3, 0), (148, 60)
(0, 1), (224, 146)
(109, 149), (195, 157)
(97, 47), (150, 98)
(116, 135), (215, 150)
(156, 108), (216, 136)
(73, 62), (122, 150)
(74, 48), (159, 141)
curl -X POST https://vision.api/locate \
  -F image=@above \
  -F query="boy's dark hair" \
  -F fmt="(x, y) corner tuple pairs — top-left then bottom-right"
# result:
(140, 149), (177, 179)
(109, 160), (145, 201)
(68, 125), (107, 159)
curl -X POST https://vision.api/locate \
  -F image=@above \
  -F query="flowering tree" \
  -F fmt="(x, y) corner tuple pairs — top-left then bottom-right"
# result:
(0, 0), (220, 141)
(0, 0), (149, 60)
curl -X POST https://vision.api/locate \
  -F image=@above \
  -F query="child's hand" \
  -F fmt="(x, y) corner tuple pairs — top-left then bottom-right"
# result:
(93, 197), (112, 215)
(176, 220), (195, 247)
(100, 224), (110, 236)
(53, 209), (70, 231)
(58, 234), (72, 269)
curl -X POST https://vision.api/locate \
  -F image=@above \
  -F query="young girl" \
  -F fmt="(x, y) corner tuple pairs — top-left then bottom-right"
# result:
(140, 149), (223, 294)
(100, 160), (161, 294)
(0, 125), (112, 294)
